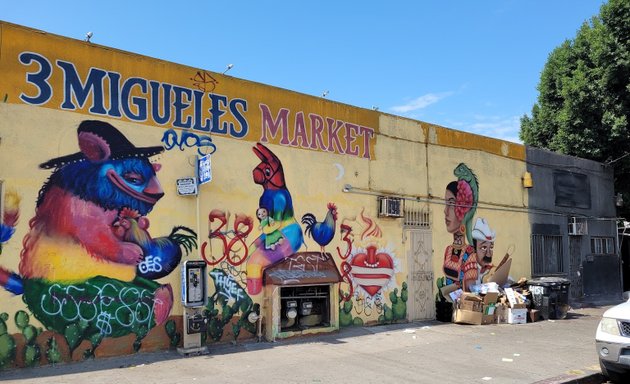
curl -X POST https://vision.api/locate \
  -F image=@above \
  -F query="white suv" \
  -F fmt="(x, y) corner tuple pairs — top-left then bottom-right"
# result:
(596, 299), (630, 383)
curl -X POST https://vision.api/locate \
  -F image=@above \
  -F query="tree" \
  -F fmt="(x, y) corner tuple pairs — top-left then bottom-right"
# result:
(520, 0), (630, 216)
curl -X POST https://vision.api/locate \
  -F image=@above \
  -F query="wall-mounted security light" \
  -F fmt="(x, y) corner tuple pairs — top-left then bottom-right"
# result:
(223, 64), (234, 75)
(522, 172), (533, 188)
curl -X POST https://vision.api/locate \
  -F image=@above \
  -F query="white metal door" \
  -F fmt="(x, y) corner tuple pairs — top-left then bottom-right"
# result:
(406, 229), (434, 321)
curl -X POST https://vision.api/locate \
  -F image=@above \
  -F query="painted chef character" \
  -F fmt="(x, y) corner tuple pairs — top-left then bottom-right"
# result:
(472, 217), (496, 285)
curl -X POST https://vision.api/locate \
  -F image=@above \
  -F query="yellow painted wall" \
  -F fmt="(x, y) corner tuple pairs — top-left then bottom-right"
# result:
(0, 21), (532, 368)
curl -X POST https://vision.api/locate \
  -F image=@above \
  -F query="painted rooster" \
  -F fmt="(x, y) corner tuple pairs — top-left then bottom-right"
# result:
(301, 203), (338, 252)
(246, 143), (303, 295)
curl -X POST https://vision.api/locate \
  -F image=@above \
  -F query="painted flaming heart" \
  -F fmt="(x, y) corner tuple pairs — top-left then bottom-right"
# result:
(349, 244), (395, 297)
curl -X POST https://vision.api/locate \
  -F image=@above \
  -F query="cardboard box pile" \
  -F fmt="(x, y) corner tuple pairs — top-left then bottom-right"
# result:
(450, 277), (542, 325)
(446, 274), (556, 326)
(504, 287), (527, 324)
(453, 292), (499, 325)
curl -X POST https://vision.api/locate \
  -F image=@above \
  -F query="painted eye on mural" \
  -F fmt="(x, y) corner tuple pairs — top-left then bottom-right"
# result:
(123, 172), (145, 186)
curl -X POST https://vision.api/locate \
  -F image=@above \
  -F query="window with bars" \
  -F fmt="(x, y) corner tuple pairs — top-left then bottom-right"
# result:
(402, 201), (430, 229)
(531, 234), (564, 275)
(590, 237), (615, 255)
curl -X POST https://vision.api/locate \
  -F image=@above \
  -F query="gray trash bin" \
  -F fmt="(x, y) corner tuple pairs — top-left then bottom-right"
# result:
(528, 277), (571, 320)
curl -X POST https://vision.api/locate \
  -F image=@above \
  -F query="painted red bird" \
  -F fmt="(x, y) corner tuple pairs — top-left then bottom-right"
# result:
(301, 203), (338, 252)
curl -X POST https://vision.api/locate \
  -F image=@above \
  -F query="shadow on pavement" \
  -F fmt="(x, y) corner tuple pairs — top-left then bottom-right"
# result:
(0, 319), (447, 381)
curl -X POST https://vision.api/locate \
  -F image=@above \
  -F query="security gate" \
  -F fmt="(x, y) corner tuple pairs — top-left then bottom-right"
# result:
(405, 229), (434, 321)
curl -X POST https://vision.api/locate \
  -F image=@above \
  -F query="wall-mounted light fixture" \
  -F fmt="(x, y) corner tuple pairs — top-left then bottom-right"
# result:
(522, 171), (533, 188)
(616, 193), (624, 207)
(342, 184), (353, 193)
(222, 64), (234, 75)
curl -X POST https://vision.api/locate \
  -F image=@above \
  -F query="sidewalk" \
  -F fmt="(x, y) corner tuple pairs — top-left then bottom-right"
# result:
(0, 305), (613, 384)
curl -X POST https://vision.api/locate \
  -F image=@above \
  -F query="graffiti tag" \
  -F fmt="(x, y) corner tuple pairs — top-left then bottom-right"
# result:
(190, 71), (218, 92)
(201, 210), (253, 267)
(287, 252), (327, 271)
(138, 255), (163, 275)
(161, 128), (217, 156)
(40, 282), (155, 336)
(210, 270), (245, 304)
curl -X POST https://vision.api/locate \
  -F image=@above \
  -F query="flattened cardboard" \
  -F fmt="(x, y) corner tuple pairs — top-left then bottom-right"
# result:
(440, 284), (460, 303)
(487, 258), (512, 287)
(483, 292), (499, 305)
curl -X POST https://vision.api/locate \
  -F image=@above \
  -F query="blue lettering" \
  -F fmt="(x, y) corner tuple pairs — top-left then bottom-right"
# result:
(19, 52), (53, 105)
(192, 90), (211, 132)
(229, 98), (248, 138)
(107, 72), (122, 117)
(161, 129), (179, 151)
(208, 93), (227, 134)
(173, 86), (192, 129)
(121, 77), (148, 121)
(57, 61), (107, 114)
(150, 81), (172, 125)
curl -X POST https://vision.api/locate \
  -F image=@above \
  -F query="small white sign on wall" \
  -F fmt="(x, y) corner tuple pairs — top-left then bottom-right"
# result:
(176, 177), (198, 196)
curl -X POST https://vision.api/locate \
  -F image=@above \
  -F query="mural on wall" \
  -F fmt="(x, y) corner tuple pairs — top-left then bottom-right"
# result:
(0, 120), (197, 366)
(0, 189), (20, 257)
(246, 143), (304, 295)
(201, 210), (253, 285)
(203, 269), (258, 343)
(337, 210), (404, 326)
(437, 163), (480, 293)
(471, 218), (496, 286)
(301, 203), (338, 253)
(436, 164), (510, 305)
(198, 143), (408, 335)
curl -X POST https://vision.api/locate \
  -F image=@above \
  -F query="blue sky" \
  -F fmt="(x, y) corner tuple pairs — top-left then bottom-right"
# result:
(1, 0), (606, 143)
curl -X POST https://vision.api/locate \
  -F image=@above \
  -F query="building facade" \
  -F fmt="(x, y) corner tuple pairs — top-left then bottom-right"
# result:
(0, 22), (619, 369)
(526, 147), (619, 302)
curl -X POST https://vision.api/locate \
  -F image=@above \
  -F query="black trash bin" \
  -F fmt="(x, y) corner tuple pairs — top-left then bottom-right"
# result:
(528, 277), (571, 320)
(435, 300), (453, 322)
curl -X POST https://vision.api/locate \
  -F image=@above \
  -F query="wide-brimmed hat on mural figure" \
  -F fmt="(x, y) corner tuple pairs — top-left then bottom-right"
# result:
(40, 120), (164, 169)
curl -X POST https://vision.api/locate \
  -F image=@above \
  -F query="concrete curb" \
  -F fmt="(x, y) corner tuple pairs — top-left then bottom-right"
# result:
(532, 372), (603, 384)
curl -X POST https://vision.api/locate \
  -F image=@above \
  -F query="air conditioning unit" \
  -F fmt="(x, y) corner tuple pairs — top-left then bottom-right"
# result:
(377, 196), (403, 218)
(568, 217), (588, 236)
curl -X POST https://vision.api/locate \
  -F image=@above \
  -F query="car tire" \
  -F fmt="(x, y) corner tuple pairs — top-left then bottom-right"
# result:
(600, 359), (629, 383)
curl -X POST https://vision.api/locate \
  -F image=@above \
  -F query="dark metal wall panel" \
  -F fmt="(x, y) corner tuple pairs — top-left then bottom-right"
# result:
(582, 255), (621, 296)
(526, 147), (619, 299)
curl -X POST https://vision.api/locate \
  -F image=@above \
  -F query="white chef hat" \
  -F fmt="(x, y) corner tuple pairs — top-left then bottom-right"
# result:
(472, 218), (496, 242)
